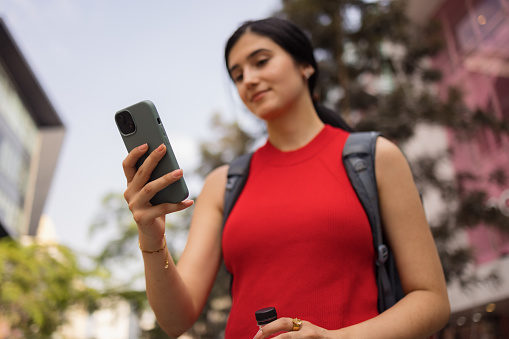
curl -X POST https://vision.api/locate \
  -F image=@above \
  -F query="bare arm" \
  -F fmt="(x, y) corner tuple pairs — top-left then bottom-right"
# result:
(122, 144), (228, 337)
(255, 137), (450, 339)
(334, 137), (451, 338)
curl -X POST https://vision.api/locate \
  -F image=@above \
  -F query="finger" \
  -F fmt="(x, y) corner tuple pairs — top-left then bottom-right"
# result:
(130, 144), (167, 190)
(156, 199), (195, 215)
(122, 144), (149, 183)
(271, 318), (295, 332)
(272, 320), (322, 339)
(256, 318), (295, 338)
(132, 200), (194, 226)
(137, 169), (184, 202)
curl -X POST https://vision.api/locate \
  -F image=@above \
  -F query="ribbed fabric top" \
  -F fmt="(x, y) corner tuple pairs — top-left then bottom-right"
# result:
(222, 125), (378, 338)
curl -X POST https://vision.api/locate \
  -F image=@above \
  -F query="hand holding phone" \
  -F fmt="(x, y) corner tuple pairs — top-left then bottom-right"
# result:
(115, 100), (189, 204)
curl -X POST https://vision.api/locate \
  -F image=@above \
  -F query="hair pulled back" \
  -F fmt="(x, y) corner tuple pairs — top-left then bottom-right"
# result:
(225, 17), (353, 132)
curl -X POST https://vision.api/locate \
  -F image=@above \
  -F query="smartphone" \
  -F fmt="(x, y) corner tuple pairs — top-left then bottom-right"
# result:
(115, 100), (189, 204)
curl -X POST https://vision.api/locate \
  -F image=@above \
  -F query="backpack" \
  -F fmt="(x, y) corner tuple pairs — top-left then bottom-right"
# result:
(223, 131), (404, 313)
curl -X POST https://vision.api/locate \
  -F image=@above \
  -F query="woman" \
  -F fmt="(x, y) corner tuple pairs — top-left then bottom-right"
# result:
(122, 18), (450, 338)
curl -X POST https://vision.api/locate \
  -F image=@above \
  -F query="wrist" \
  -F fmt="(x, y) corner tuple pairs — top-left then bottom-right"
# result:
(138, 233), (166, 253)
(138, 233), (169, 269)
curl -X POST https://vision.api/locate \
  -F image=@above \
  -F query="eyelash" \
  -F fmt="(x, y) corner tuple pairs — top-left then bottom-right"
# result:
(233, 57), (270, 83)
(256, 58), (269, 67)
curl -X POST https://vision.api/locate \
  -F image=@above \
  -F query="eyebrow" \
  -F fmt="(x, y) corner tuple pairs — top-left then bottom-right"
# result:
(229, 48), (272, 74)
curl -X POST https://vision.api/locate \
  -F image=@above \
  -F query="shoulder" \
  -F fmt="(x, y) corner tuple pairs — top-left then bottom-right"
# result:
(374, 136), (416, 194)
(194, 164), (229, 213)
(375, 136), (409, 171)
(189, 165), (228, 225)
(202, 164), (229, 200)
(205, 164), (229, 184)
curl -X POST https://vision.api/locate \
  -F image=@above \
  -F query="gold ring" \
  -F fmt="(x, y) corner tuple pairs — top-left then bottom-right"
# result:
(291, 318), (302, 331)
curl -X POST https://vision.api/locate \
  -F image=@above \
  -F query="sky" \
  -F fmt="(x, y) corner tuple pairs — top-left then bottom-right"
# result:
(0, 0), (280, 255)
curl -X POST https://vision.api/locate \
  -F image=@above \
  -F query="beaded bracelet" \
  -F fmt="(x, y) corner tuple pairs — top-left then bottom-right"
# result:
(138, 234), (169, 269)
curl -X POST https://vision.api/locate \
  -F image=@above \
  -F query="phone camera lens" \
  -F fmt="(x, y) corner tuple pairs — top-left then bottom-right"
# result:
(116, 114), (126, 125)
(116, 111), (136, 135)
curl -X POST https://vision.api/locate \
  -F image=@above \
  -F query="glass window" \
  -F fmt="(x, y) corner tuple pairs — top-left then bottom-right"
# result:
(455, 14), (477, 53)
(476, 0), (509, 59)
(0, 62), (38, 156)
(454, 0), (509, 58)
(0, 187), (22, 234)
(0, 62), (35, 234)
(0, 137), (30, 197)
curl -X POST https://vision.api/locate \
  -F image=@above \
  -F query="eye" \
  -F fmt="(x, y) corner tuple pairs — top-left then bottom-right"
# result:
(256, 58), (269, 67)
(233, 73), (243, 83)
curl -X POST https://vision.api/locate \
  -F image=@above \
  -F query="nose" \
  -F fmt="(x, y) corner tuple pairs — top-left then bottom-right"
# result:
(243, 67), (259, 86)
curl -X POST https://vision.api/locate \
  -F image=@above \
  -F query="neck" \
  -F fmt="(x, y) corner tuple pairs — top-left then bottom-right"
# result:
(265, 96), (325, 152)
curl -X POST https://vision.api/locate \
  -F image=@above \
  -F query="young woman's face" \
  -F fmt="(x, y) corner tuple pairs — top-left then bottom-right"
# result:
(227, 32), (312, 121)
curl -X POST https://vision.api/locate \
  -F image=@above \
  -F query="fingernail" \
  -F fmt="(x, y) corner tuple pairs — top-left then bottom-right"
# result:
(253, 329), (262, 339)
(138, 144), (148, 151)
(156, 144), (165, 152)
(171, 169), (183, 178)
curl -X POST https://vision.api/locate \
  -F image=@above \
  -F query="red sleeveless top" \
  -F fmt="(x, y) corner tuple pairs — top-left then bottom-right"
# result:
(222, 125), (378, 338)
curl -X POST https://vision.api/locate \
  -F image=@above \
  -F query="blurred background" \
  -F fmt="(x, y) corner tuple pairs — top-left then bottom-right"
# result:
(0, 0), (508, 338)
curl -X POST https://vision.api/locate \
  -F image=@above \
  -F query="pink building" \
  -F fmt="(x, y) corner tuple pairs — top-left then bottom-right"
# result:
(408, 0), (509, 337)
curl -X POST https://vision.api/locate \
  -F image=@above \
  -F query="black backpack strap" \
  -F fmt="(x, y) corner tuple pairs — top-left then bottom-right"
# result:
(223, 153), (253, 228)
(342, 131), (402, 313)
(222, 153), (253, 293)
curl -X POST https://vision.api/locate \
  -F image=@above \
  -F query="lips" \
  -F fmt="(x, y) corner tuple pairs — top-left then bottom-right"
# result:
(251, 89), (270, 102)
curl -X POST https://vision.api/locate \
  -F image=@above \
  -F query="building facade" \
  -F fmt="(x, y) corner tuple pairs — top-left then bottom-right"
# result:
(0, 18), (65, 238)
(408, 0), (509, 337)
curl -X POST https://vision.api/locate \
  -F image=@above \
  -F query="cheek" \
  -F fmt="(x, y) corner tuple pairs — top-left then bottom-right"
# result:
(235, 84), (248, 104)
(269, 61), (303, 90)
(275, 69), (305, 99)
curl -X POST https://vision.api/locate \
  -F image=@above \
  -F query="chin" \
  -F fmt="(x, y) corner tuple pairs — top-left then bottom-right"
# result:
(250, 105), (285, 121)
(252, 110), (279, 122)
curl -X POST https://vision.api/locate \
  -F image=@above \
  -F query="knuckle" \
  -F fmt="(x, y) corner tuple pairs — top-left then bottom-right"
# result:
(122, 156), (133, 169)
(142, 183), (154, 196)
(149, 150), (162, 162)
(132, 211), (144, 224)
(162, 174), (174, 185)
(127, 201), (136, 213)
(136, 166), (147, 178)
(161, 204), (175, 215)
(123, 189), (130, 202)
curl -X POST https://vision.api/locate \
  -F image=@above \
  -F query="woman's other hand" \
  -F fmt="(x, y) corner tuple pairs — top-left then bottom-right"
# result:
(254, 318), (334, 339)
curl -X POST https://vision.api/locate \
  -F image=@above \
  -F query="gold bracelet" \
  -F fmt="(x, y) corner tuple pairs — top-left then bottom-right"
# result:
(139, 234), (169, 269)
(139, 234), (166, 253)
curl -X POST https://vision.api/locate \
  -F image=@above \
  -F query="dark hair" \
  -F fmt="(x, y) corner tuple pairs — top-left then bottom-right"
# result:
(225, 17), (353, 132)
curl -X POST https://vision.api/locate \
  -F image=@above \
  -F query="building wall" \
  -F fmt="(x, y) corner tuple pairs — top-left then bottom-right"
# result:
(0, 18), (65, 238)
(0, 60), (37, 235)
(407, 0), (509, 335)
(432, 0), (509, 263)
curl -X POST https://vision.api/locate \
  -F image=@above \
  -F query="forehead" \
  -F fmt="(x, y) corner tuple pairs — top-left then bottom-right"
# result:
(227, 32), (284, 67)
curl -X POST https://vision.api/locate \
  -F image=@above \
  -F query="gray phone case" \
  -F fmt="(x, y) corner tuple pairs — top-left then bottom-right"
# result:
(115, 100), (189, 204)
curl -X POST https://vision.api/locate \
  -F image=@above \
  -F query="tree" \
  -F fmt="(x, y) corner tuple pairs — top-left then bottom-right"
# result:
(275, 0), (509, 287)
(195, 112), (259, 178)
(0, 237), (100, 338)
